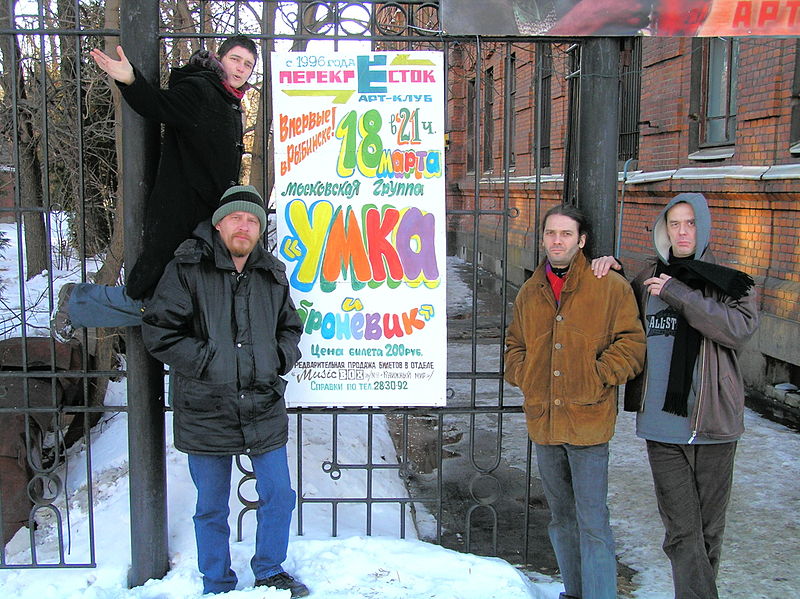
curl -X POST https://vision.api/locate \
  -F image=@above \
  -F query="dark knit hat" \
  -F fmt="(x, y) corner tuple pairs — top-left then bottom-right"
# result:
(212, 185), (267, 234)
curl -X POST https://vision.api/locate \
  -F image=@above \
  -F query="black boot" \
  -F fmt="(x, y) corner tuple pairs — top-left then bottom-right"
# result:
(255, 572), (310, 598)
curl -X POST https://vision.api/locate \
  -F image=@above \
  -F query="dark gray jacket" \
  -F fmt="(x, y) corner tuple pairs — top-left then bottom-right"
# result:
(142, 221), (302, 455)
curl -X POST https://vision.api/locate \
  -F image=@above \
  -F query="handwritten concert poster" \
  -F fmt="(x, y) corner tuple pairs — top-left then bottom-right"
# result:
(272, 52), (447, 407)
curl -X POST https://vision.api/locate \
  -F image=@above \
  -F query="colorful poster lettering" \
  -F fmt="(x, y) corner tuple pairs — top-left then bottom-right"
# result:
(442, 0), (800, 37)
(272, 52), (446, 407)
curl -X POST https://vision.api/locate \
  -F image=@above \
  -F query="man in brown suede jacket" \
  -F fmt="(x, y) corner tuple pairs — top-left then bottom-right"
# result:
(505, 204), (645, 599)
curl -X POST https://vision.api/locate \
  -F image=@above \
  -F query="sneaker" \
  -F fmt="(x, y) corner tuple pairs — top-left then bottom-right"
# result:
(255, 572), (310, 598)
(50, 283), (76, 343)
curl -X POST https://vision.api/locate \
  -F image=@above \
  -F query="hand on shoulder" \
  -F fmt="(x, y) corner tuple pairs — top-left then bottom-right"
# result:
(591, 256), (622, 278)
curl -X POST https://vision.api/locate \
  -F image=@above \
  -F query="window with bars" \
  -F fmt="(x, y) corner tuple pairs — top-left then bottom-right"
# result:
(507, 52), (517, 170)
(483, 67), (494, 173)
(466, 78), (476, 172)
(698, 37), (740, 147)
(535, 42), (552, 169)
(618, 37), (641, 162)
(563, 43), (581, 204)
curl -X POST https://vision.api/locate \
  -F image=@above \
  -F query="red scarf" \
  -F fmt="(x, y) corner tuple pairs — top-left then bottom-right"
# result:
(545, 262), (566, 304)
(222, 80), (245, 100)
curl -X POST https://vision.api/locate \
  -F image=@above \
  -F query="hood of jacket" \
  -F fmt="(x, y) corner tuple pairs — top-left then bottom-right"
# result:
(167, 62), (244, 100)
(175, 219), (288, 282)
(652, 192), (711, 264)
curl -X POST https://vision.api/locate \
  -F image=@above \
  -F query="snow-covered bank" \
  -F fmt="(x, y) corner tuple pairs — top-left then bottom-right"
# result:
(2, 225), (798, 599)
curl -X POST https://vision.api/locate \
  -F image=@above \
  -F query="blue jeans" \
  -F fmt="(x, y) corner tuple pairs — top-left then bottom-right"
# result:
(535, 443), (617, 599)
(68, 283), (143, 328)
(646, 441), (736, 599)
(187, 446), (296, 594)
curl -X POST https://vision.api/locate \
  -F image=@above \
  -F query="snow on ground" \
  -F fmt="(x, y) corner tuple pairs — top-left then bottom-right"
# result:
(1, 228), (798, 599)
(1, 399), (543, 599)
(0, 231), (543, 598)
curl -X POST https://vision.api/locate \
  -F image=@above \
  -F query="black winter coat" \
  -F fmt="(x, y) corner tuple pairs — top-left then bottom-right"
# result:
(119, 63), (245, 299)
(141, 221), (302, 456)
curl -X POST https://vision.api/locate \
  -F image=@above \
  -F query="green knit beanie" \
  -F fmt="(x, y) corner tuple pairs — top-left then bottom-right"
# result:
(212, 185), (267, 234)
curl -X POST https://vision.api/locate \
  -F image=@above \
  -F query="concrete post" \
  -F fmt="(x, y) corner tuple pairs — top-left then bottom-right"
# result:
(576, 38), (620, 258)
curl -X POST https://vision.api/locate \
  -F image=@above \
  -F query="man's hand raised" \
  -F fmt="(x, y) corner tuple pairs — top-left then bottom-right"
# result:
(89, 45), (135, 85)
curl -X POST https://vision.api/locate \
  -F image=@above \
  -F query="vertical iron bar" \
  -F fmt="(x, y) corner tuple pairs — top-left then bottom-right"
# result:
(331, 414), (339, 537)
(523, 438), (533, 564)
(467, 41), (483, 540)
(366, 413), (373, 536)
(296, 413), (305, 535)
(121, 0), (169, 588)
(399, 413), (409, 538)
(498, 42), (512, 415)
(72, 0), (97, 567)
(436, 412), (444, 543)
(470, 37), (482, 372)
(533, 44), (544, 265)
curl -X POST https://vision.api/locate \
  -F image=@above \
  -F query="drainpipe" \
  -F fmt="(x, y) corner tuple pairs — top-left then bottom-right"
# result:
(615, 157), (634, 258)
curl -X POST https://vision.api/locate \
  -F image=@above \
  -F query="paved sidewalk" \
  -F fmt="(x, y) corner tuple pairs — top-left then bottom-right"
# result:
(610, 406), (800, 599)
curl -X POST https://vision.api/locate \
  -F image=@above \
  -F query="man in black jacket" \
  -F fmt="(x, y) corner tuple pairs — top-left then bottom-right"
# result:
(52, 36), (257, 340)
(142, 186), (308, 597)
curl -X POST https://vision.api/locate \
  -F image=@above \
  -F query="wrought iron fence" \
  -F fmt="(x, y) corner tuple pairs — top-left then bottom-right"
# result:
(0, 0), (556, 574)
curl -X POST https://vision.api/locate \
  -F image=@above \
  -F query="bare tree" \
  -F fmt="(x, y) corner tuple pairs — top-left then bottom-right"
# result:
(90, 0), (124, 287)
(0, 0), (48, 280)
(250, 2), (336, 200)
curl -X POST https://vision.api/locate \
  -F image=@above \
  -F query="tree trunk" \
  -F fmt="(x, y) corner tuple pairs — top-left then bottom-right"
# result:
(0, 0), (48, 280)
(249, 3), (276, 199)
(88, 0), (125, 415)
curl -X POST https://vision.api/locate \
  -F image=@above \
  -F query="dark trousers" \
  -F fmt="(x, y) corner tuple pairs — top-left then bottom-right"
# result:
(646, 440), (737, 599)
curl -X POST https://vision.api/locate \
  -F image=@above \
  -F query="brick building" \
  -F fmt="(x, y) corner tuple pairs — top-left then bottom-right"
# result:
(446, 37), (800, 423)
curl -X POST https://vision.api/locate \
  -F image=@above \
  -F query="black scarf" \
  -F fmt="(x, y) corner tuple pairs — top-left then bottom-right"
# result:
(657, 252), (754, 416)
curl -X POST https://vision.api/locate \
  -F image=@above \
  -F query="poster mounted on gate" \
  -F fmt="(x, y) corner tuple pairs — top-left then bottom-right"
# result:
(272, 52), (447, 408)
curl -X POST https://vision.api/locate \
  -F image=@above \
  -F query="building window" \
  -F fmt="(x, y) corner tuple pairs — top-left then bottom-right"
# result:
(507, 52), (517, 170)
(467, 78), (476, 172)
(791, 40), (800, 154)
(699, 37), (739, 147)
(564, 43), (581, 203)
(618, 37), (641, 162)
(534, 42), (552, 169)
(483, 67), (494, 173)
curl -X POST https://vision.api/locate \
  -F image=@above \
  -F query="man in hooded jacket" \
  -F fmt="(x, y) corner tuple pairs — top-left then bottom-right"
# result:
(52, 35), (258, 339)
(593, 192), (759, 599)
(142, 185), (308, 597)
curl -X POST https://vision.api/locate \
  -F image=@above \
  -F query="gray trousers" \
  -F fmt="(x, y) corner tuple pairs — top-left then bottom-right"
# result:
(646, 440), (737, 599)
(536, 442), (617, 599)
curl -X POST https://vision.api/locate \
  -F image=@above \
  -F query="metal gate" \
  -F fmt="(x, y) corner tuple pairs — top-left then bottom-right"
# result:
(0, 0), (570, 577)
